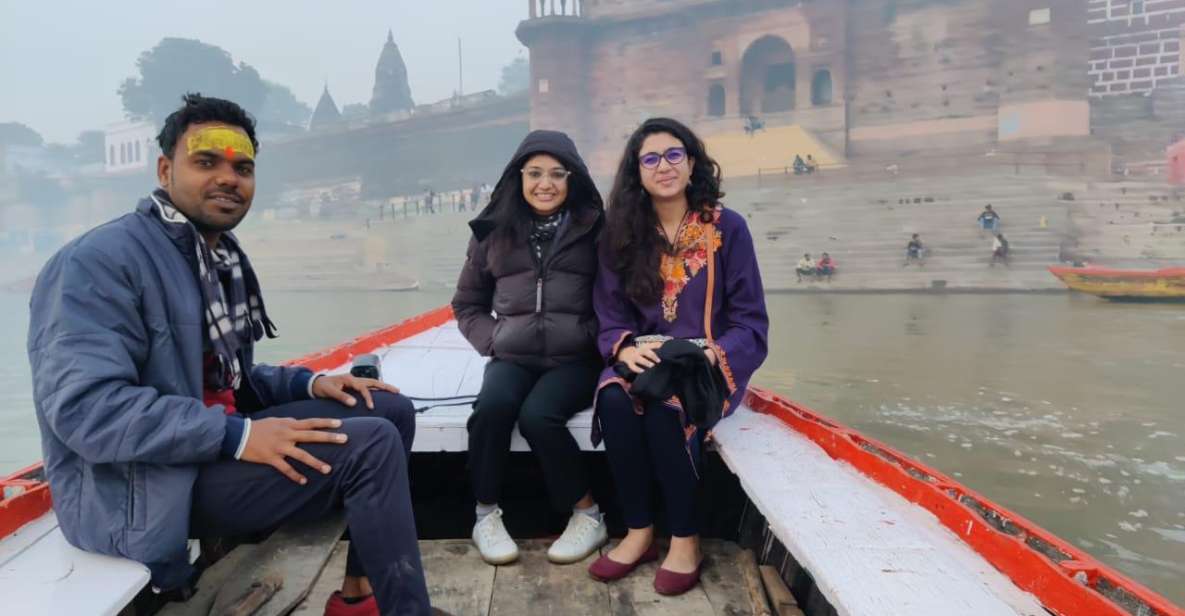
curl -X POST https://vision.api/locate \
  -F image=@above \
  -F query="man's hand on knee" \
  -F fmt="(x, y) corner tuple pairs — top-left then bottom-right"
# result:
(312, 375), (400, 410)
(240, 417), (347, 485)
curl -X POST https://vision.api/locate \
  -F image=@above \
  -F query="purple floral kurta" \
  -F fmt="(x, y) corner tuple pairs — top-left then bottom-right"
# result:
(593, 206), (769, 446)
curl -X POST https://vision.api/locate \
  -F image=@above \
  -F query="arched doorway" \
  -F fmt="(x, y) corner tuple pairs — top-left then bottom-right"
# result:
(740, 35), (796, 115)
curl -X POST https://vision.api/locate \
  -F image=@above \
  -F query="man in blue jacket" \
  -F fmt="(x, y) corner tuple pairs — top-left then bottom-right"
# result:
(27, 94), (439, 616)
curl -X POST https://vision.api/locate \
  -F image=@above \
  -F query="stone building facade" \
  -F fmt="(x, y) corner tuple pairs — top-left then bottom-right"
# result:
(1088, 0), (1185, 96)
(518, 0), (1093, 178)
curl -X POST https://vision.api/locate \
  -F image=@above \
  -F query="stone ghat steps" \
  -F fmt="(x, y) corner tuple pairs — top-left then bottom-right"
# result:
(721, 173), (1071, 290)
(1067, 181), (1185, 262)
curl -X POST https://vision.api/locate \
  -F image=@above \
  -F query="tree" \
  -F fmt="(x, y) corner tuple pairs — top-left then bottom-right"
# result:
(118, 38), (267, 126)
(74, 130), (106, 164)
(260, 81), (313, 128)
(498, 56), (529, 96)
(0, 122), (44, 148)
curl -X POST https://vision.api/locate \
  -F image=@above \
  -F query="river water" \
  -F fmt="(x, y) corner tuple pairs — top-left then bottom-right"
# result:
(2, 289), (1182, 603)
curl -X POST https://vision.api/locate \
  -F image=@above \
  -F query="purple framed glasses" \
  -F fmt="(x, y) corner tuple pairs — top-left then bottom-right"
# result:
(639, 147), (687, 169)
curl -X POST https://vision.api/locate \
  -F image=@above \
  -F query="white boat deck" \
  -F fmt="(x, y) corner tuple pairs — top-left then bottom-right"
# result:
(0, 512), (150, 616)
(341, 322), (600, 452)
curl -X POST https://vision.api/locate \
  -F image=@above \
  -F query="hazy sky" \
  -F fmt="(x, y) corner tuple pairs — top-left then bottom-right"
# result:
(0, 1), (528, 143)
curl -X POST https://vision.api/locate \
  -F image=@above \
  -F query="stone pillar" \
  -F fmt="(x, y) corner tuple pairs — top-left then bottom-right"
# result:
(796, 63), (812, 111)
(516, 15), (592, 154)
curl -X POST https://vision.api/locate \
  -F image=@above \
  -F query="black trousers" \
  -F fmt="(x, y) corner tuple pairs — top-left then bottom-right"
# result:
(190, 392), (430, 616)
(467, 358), (599, 511)
(596, 384), (701, 537)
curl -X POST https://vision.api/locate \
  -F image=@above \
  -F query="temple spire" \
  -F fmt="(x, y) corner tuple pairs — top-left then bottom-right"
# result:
(370, 30), (414, 115)
(309, 84), (341, 130)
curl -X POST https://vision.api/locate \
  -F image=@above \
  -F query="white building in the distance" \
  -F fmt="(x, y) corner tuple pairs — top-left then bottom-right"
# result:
(104, 121), (157, 175)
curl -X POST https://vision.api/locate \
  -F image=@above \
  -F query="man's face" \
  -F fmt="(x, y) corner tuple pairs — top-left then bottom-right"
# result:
(157, 122), (256, 234)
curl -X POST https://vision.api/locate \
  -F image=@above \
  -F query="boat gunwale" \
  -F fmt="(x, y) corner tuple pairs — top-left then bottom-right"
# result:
(744, 387), (1184, 616)
(2, 303), (1182, 616)
(1048, 265), (1185, 280)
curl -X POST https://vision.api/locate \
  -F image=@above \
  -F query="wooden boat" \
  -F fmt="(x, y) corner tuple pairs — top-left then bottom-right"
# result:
(1049, 265), (1185, 301)
(2, 305), (1183, 615)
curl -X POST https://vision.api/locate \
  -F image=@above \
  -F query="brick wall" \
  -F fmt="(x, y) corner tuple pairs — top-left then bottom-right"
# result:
(1088, 0), (1185, 96)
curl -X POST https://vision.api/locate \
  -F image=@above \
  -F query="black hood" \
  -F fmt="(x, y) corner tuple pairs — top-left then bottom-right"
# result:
(469, 130), (602, 240)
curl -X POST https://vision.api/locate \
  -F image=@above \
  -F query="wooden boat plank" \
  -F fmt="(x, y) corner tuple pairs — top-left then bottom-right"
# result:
(702, 541), (767, 616)
(0, 512), (57, 567)
(209, 513), (347, 616)
(713, 408), (1047, 616)
(0, 517), (149, 616)
(758, 564), (804, 616)
(158, 544), (261, 616)
(421, 539), (496, 616)
(290, 541), (347, 615)
(488, 540), (607, 616)
(604, 549), (717, 616)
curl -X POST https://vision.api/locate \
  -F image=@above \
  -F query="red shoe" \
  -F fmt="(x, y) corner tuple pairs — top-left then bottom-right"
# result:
(588, 544), (659, 582)
(324, 591), (379, 616)
(653, 561), (702, 596)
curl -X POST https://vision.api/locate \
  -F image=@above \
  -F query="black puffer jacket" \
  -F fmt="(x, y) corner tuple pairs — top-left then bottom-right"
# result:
(452, 130), (603, 369)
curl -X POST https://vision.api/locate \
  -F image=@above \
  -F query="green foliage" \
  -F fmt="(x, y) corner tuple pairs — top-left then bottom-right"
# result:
(118, 38), (307, 128)
(0, 122), (44, 147)
(261, 80), (313, 128)
(498, 56), (529, 96)
(73, 130), (106, 164)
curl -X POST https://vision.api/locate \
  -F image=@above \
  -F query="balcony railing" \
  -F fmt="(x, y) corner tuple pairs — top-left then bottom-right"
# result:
(527, 0), (583, 18)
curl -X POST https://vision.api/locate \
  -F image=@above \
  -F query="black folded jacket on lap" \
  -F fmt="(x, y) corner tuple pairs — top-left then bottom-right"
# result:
(617, 339), (729, 431)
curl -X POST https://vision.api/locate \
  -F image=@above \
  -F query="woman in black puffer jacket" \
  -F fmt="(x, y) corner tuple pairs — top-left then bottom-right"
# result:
(451, 130), (606, 567)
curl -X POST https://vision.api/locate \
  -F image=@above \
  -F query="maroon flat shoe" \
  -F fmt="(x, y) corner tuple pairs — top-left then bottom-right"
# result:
(653, 561), (703, 596)
(588, 544), (659, 582)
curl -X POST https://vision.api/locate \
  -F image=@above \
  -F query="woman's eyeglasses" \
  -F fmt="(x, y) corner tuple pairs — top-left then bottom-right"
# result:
(522, 168), (571, 182)
(639, 147), (687, 169)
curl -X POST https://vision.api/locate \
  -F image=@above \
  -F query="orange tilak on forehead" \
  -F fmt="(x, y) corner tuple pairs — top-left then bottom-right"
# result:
(186, 127), (255, 160)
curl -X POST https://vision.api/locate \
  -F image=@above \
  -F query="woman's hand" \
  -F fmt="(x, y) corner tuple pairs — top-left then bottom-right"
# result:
(617, 342), (661, 374)
(703, 347), (718, 366)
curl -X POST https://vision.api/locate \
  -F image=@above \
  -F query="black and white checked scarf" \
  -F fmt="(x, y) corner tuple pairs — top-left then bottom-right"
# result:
(528, 209), (566, 264)
(149, 190), (275, 391)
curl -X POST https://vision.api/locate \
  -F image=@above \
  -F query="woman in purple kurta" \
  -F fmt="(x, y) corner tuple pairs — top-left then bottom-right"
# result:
(587, 118), (769, 595)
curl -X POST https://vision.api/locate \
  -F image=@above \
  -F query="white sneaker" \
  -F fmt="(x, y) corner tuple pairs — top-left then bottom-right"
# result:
(547, 510), (608, 564)
(472, 508), (519, 565)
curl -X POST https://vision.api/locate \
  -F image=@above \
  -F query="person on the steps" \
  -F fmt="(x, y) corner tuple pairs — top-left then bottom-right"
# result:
(26, 94), (444, 616)
(793, 154), (808, 175)
(905, 233), (926, 267)
(796, 253), (816, 282)
(589, 118), (769, 596)
(452, 130), (608, 566)
(977, 204), (1000, 235)
(991, 232), (1010, 267)
(816, 252), (835, 281)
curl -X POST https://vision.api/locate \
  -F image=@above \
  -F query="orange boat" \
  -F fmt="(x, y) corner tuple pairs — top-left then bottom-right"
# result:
(1049, 265), (1185, 301)
(2, 306), (1183, 615)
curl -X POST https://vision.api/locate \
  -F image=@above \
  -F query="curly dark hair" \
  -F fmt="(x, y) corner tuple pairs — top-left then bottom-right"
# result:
(604, 117), (724, 305)
(156, 92), (259, 159)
